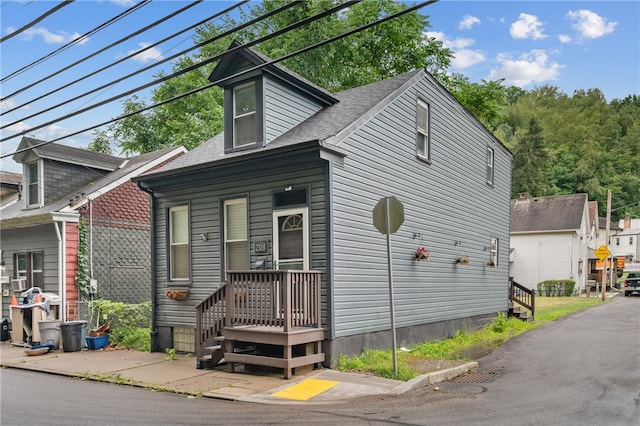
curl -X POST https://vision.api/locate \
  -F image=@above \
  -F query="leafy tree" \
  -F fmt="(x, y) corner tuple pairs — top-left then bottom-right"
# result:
(104, 0), (456, 154)
(87, 129), (113, 155)
(511, 117), (548, 197)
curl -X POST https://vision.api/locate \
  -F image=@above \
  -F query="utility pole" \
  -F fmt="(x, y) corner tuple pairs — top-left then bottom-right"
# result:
(603, 189), (611, 301)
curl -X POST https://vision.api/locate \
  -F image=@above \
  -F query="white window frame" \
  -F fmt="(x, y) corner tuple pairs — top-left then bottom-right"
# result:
(490, 237), (499, 266)
(486, 147), (495, 186)
(25, 160), (43, 208)
(233, 82), (256, 147)
(272, 207), (309, 270)
(169, 205), (190, 281)
(224, 198), (248, 271)
(416, 99), (431, 161)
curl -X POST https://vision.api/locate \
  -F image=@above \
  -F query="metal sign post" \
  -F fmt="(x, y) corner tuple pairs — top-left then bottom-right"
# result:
(372, 196), (404, 377)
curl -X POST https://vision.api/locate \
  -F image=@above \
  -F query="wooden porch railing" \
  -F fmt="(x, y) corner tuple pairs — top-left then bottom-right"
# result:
(509, 277), (535, 320)
(195, 270), (322, 360)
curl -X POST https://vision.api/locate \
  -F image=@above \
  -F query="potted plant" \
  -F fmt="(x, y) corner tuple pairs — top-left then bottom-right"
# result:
(455, 257), (469, 265)
(165, 289), (190, 300)
(414, 246), (430, 261)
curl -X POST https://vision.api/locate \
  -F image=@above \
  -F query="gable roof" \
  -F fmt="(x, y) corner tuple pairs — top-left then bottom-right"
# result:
(209, 40), (338, 106)
(139, 69), (423, 179)
(511, 193), (589, 233)
(1, 146), (186, 228)
(13, 137), (123, 171)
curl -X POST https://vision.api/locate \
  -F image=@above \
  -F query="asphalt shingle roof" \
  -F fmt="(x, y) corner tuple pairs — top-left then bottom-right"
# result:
(511, 193), (588, 232)
(147, 69), (423, 176)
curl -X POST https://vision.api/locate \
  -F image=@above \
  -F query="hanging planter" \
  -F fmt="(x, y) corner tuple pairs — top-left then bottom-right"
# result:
(455, 257), (470, 265)
(165, 289), (190, 300)
(414, 246), (430, 261)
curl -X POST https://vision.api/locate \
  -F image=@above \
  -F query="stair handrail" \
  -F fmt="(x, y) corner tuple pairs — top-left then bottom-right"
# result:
(509, 278), (535, 320)
(195, 283), (227, 360)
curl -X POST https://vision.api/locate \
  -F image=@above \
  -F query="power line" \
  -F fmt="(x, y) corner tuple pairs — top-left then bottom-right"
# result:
(0, 0), (73, 43)
(0, 0), (304, 132)
(1, 0), (203, 102)
(2, 0), (438, 158)
(1, 0), (249, 118)
(0, 0), (150, 84)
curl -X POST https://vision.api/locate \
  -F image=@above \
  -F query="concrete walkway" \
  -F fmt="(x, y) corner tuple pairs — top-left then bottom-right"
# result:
(0, 341), (476, 404)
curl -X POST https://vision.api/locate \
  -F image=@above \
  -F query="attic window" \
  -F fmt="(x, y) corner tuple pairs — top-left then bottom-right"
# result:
(26, 161), (42, 208)
(233, 82), (256, 147)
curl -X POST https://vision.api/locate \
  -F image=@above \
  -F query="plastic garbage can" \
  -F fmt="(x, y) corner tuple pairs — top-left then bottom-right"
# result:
(60, 320), (87, 352)
(1, 318), (11, 341)
(38, 320), (61, 349)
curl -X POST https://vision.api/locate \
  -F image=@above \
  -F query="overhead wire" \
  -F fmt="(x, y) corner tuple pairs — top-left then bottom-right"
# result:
(1, 0), (248, 117)
(0, 0), (73, 43)
(1, 0), (203, 103)
(0, 0), (302, 131)
(2, 0), (438, 158)
(0, 0), (151, 84)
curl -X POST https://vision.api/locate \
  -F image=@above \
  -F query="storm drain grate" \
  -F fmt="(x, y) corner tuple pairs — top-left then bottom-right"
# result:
(450, 371), (501, 383)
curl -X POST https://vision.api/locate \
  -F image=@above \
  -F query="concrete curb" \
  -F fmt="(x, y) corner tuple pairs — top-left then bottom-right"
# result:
(391, 362), (478, 395)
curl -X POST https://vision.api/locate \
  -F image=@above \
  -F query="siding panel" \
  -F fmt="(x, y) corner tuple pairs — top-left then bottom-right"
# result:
(331, 75), (512, 337)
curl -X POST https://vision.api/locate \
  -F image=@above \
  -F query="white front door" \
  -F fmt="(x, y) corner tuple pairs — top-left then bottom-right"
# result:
(273, 207), (308, 270)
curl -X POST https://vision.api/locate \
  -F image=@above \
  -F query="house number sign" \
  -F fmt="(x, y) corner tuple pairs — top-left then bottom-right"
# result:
(254, 240), (268, 254)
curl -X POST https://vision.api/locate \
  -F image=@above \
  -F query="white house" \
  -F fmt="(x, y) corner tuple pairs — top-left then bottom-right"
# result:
(510, 193), (590, 293)
(612, 214), (640, 270)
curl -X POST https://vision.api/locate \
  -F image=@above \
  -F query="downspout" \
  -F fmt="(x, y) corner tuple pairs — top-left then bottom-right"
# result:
(137, 181), (157, 352)
(54, 221), (65, 321)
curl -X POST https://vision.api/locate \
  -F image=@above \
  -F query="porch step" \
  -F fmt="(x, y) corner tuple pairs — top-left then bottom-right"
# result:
(508, 305), (533, 322)
(197, 344), (225, 370)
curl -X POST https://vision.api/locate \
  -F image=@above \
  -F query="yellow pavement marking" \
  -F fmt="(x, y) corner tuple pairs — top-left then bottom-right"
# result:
(272, 378), (340, 401)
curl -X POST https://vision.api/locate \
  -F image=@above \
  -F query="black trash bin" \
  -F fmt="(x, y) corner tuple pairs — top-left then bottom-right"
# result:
(1, 318), (11, 341)
(60, 321), (87, 352)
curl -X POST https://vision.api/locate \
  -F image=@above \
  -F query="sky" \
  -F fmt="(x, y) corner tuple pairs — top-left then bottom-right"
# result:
(1, 0), (638, 174)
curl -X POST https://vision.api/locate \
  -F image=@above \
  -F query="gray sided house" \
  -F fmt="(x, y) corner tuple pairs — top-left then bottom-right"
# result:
(0, 138), (186, 323)
(135, 44), (512, 372)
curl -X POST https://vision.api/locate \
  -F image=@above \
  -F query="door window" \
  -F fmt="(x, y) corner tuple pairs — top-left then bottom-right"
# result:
(273, 208), (308, 270)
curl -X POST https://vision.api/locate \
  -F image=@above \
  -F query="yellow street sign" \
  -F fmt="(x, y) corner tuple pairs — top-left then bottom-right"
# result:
(594, 245), (611, 261)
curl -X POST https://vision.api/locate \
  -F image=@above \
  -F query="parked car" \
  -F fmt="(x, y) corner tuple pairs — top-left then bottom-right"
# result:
(623, 272), (640, 297)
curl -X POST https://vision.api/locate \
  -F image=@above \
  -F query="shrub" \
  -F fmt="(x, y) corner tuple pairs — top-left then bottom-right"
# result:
(89, 300), (151, 351)
(537, 279), (575, 296)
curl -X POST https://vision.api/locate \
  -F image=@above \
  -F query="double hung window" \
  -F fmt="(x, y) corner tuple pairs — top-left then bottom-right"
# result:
(233, 82), (256, 147)
(416, 100), (430, 161)
(486, 147), (495, 186)
(224, 198), (248, 270)
(26, 161), (41, 207)
(169, 206), (190, 281)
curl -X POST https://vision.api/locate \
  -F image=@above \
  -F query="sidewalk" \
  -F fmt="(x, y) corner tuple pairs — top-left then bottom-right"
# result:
(0, 341), (476, 404)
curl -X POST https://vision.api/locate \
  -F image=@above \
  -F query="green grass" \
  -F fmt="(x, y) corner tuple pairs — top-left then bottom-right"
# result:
(335, 296), (606, 380)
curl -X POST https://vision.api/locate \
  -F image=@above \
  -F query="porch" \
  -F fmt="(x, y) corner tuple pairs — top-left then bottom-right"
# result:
(195, 270), (324, 379)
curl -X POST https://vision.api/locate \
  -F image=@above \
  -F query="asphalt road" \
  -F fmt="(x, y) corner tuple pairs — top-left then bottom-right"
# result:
(1, 296), (638, 425)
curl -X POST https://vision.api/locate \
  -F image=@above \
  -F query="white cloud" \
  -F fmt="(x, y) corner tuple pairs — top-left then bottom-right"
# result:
(488, 49), (563, 87)
(558, 34), (572, 43)
(0, 98), (22, 111)
(452, 50), (486, 69)
(459, 15), (481, 30)
(110, 0), (136, 6)
(127, 42), (163, 63)
(510, 13), (547, 40)
(424, 31), (485, 69)
(20, 27), (88, 45)
(568, 10), (617, 39)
